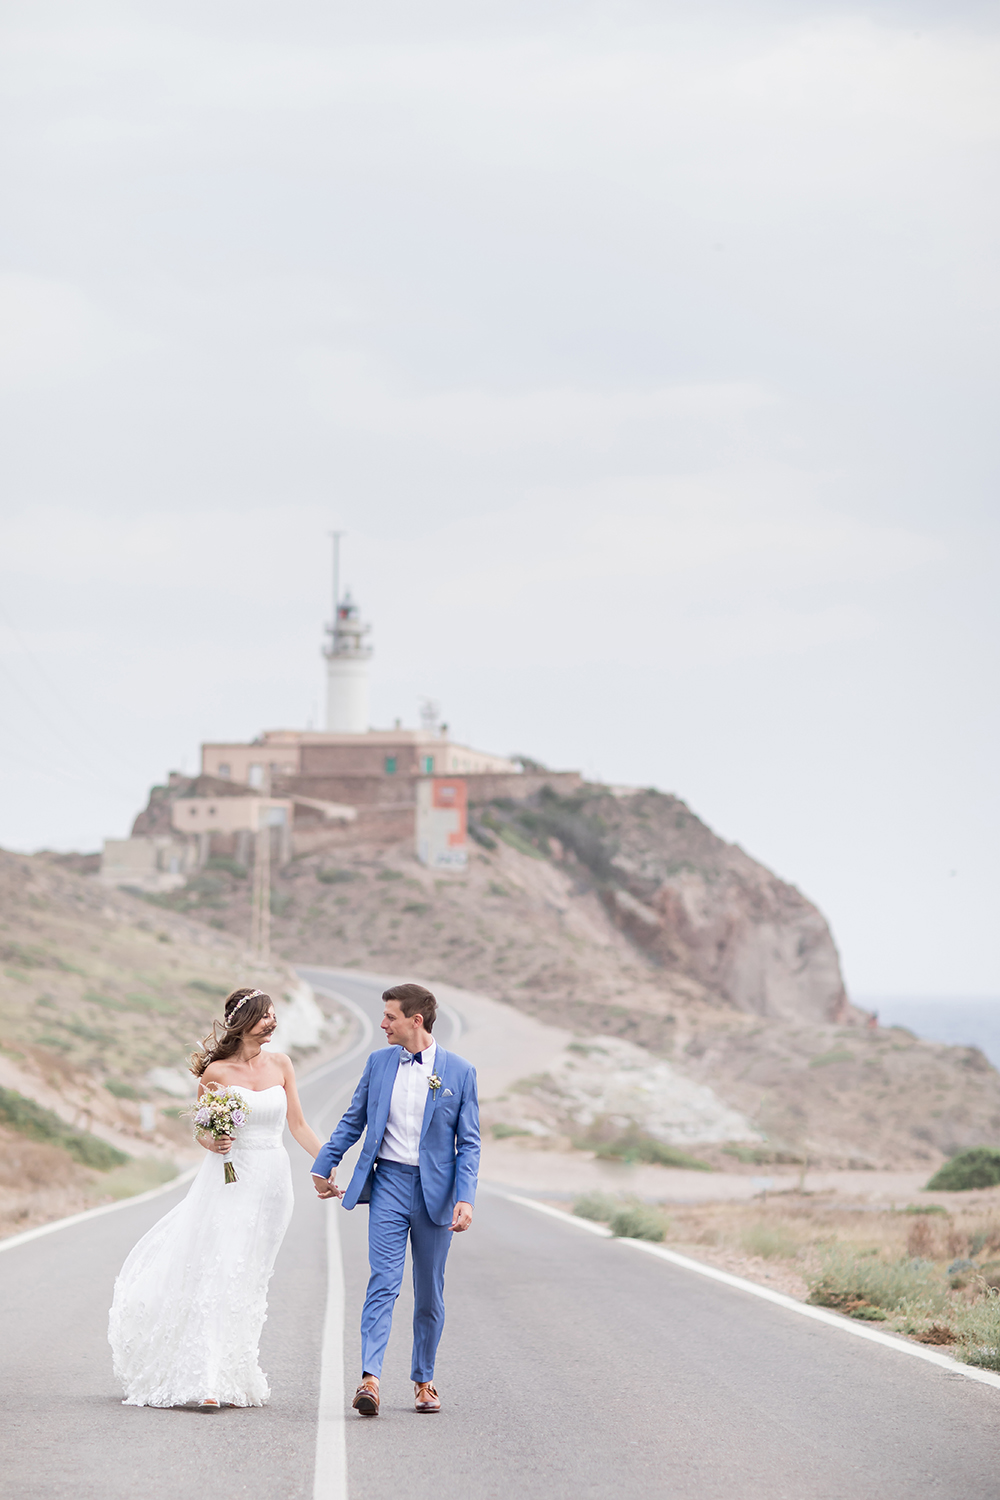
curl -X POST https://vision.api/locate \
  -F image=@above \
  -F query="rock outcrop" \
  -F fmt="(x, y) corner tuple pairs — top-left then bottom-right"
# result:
(478, 787), (849, 1024)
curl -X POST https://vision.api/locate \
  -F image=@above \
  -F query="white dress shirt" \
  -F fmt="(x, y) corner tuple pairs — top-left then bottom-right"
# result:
(378, 1041), (437, 1166)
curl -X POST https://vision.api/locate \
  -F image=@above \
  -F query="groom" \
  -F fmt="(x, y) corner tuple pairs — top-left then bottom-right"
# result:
(312, 982), (480, 1416)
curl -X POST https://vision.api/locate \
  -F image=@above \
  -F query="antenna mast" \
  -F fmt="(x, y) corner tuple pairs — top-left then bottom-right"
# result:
(330, 530), (344, 650)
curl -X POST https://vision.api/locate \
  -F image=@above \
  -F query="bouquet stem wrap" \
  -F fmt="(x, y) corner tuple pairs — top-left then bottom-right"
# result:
(190, 1086), (251, 1184)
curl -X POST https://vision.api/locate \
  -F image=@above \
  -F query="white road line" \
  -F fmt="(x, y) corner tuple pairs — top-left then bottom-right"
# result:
(0, 1166), (200, 1255)
(313, 1199), (348, 1500)
(503, 1192), (1000, 1393)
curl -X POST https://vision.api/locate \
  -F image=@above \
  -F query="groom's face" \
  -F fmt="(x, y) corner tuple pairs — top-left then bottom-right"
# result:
(381, 1000), (421, 1048)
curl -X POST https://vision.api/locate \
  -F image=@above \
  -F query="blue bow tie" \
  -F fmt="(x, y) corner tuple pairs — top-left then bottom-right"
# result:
(401, 1050), (423, 1065)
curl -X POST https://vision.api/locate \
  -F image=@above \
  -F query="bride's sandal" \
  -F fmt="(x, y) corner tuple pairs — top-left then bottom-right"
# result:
(197, 1398), (221, 1413)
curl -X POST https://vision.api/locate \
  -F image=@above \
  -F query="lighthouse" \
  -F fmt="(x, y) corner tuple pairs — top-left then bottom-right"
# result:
(324, 590), (372, 733)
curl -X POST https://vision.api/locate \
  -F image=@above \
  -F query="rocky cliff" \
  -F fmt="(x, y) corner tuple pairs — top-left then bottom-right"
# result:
(475, 786), (849, 1024)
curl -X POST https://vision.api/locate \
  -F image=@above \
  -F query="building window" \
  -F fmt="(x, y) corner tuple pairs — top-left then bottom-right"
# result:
(422, 755), (434, 774)
(248, 763), (264, 788)
(217, 763), (231, 779)
(384, 756), (397, 775)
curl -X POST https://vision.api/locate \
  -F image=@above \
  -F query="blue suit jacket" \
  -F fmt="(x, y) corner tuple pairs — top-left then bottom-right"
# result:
(312, 1045), (480, 1227)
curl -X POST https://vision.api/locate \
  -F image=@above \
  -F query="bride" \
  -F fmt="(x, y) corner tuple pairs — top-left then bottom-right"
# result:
(108, 986), (322, 1411)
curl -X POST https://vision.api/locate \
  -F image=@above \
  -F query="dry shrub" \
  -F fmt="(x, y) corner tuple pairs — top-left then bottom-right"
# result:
(741, 1222), (800, 1260)
(0, 1127), (77, 1191)
(906, 1217), (940, 1259)
(946, 1229), (969, 1260)
(914, 1323), (956, 1345)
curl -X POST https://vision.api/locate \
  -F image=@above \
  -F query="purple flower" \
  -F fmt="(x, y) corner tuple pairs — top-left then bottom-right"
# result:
(194, 1108), (211, 1126)
(231, 1110), (246, 1127)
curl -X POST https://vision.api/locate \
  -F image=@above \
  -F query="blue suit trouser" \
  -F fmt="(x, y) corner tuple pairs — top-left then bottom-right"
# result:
(361, 1160), (453, 1382)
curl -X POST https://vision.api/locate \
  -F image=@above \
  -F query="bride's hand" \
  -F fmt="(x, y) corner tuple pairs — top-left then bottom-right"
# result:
(199, 1132), (233, 1154)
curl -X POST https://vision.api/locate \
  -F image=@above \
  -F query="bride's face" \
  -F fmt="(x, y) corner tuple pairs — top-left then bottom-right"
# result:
(248, 1005), (277, 1045)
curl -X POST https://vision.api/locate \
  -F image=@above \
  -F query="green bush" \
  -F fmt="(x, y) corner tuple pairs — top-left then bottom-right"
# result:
(317, 867), (357, 884)
(492, 1123), (530, 1139)
(585, 1127), (713, 1171)
(105, 1079), (140, 1100)
(807, 1249), (946, 1315)
(205, 857), (247, 878)
(573, 1192), (618, 1222)
(903, 1203), (949, 1216)
(187, 979), (229, 998)
(610, 1203), (669, 1242)
(926, 1148), (1000, 1191)
(498, 826), (545, 860)
(0, 1086), (128, 1171)
(124, 993), (174, 1014)
(59, 1019), (112, 1043)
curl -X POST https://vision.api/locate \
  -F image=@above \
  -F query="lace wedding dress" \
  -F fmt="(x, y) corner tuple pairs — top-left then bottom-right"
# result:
(108, 1084), (294, 1408)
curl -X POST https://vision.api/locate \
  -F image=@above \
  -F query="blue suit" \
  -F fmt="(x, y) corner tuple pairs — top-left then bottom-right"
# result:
(312, 1045), (480, 1380)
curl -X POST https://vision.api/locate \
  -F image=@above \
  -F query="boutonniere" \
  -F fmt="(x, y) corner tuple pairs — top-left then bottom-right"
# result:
(427, 1074), (443, 1093)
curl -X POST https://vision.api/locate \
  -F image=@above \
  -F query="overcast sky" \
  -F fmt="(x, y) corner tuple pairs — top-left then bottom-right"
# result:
(1, 0), (997, 999)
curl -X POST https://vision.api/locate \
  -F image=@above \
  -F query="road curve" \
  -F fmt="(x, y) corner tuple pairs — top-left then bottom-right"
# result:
(2, 967), (999, 1499)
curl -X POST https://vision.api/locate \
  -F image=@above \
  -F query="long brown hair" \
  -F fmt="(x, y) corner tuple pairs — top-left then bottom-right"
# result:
(189, 987), (273, 1077)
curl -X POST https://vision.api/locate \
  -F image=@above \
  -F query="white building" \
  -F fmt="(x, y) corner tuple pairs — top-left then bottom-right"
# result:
(324, 590), (372, 733)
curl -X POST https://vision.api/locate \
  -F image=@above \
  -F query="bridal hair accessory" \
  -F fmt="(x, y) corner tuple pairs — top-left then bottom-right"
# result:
(227, 989), (264, 1024)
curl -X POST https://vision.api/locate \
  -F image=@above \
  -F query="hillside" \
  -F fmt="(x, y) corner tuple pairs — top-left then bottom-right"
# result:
(0, 848), (297, 1236)
(141, 782), (1000, 1170)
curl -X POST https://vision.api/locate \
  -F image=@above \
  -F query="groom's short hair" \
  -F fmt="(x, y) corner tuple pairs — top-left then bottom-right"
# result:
(383, 982), (437, 1033)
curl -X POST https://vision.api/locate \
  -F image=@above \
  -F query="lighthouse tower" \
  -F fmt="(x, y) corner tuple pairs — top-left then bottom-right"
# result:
(323, 589), (372, 733)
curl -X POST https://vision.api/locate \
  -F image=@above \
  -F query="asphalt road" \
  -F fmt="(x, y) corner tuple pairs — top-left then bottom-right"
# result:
(2, 967), (1000, 1499)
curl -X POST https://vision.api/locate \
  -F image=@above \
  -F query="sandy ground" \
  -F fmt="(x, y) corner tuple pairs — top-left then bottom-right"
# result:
(481, 1141), (932, 1204)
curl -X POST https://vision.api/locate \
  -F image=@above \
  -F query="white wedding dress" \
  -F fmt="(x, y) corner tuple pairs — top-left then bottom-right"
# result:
(108, 1084), (294, 1408)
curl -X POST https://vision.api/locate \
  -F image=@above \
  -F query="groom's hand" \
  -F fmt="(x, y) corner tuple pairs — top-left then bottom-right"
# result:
(312, 1172), (343, 1200)
(450, 1201), (473, 1233)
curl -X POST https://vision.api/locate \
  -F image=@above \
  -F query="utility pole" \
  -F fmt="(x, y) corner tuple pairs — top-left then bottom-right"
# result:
(249, 768), (272, 970)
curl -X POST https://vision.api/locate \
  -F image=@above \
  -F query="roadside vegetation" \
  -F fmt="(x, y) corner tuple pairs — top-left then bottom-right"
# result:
(0, 1086), (127, 1170)
(570, 1187), (1000, 1365)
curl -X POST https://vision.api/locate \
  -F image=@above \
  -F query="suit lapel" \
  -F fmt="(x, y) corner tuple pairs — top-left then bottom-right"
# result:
(374, 1048), (402, 1145)
(419, 1046), (448, 1146)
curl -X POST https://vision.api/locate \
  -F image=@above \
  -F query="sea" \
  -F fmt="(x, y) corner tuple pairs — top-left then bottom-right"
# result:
(857, 997), (1000, 1070)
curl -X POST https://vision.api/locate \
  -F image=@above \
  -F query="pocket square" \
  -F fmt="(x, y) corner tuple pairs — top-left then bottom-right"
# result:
(442, 1088), (454, 1097)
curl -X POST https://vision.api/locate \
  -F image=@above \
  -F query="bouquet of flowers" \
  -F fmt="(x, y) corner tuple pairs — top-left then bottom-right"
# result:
(191, 1086), (251, 1184)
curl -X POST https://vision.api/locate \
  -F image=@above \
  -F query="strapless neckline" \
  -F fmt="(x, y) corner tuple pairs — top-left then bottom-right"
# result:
(191, 1082), (285, 1094)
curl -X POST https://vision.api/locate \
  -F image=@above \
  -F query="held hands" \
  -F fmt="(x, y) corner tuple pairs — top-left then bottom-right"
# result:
(312, 1171), (344, 1201)
(450, 1201), (473, 1233)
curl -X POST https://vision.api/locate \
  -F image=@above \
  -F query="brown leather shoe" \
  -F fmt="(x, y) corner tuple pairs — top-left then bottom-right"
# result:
(352, 1377), (380, 1416)
(414, 1381), (440, 1413)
